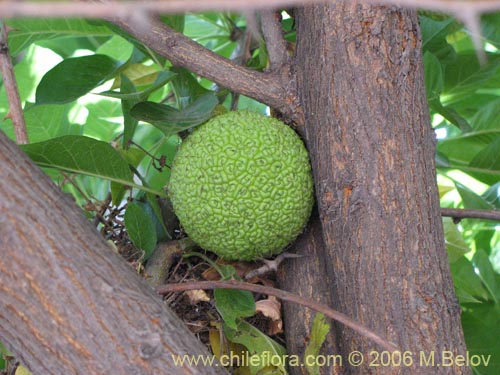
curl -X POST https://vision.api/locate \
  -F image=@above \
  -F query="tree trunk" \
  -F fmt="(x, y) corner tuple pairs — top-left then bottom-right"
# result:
(0, 131), (226, 375)
(280, 2), (468, 374)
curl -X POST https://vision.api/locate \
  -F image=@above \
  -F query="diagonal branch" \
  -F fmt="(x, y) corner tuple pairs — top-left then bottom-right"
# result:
(157, 279), (399, 352)
(112, 14), (299, 120)
(0, 22), (28, 144)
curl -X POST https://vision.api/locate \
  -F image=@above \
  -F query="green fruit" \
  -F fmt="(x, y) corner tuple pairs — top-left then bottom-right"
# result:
(168, 111), (314, 261)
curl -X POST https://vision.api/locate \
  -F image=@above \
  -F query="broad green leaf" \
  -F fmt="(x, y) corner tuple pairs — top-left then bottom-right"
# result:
(21, 135), (132, 183)
(424, 51), (443, 102)
(81, 99), (123, 141)
(473, 250), (500, 304)
(224, 319), (287, 375)
(470, 99), (500, 131)
(442, 54), (500, 105)
(483, 182), (500, 208)
(455, 183), (495, 210)
(36, 55), (121, 104)
(170, 67), (211, 108)
(100, 70), (176, 101)
(304, 313), (331, 375)
(130, 92), (218, 136)
(420, 16), (458, 62)
(461, 303), (500, 375)
(6, 18), (112, 56)
(437, 130), (500, 166)
(214, 288), (255, 330)
(450, 257), (490, 303)
(24, 104), (82, 142)
(468, 137), (500, 185)
(443, 218), (471, 263)
(481, 12), (500, 49)
(20, 136), (165, 197)
(96, 34), (134, 62)
(124, 202), (157, 259)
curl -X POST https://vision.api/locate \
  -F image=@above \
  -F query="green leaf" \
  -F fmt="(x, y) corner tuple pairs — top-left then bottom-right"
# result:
(468, 137), (500, 185)
(36, 55), (121, 104)
(21, 135), (132, 182)
(24, 104), (82, 142)
(461, 303), (500, 375)
(124, 202), (157, 259)
(430, 100), (472, 132)
(6, 18), (112, 56)
(99, 70), (176, 101)
(437, 130), (500, 167)
(170, 67), (211, 108)
(473, 250), (500, 304)
(450, 257), (490, 303)
(481, 12), (500, 49)
(224, 319), (287, 375)
(20, 136), (164, 196)
(120, 74), (139, 148)
(470, 99), (500, 131)
(420, 16), (458, 62)
(424, 51), (443, 101)
(214, 288), (256, 330)
(443, 218), (471, 263)
(304, 313), (331, 375)
(96, 34), (134, 62)
(455, 183), (495, 210)
(442, 54), (500, 105)
(130, 92), (218, 136)
(145, 193), (171, 241)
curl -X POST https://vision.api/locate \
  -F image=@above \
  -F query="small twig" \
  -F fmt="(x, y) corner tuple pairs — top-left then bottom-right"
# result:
(260, 10), (289, 69)
(0, 21), (28, 144)
(441, 208), (500, 222)
(245, 252), (304, 280)
(157, 279), (399, 352)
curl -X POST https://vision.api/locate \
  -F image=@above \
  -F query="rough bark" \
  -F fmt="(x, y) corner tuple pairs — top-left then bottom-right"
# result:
(0, 131), (227, 375)
(289, 2), (468, 374)
(278, 212), (342, 374)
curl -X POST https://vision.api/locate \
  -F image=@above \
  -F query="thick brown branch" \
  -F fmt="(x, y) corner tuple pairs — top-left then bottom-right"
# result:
(157, 280), (399, 352)
(441, 208), (500, 221)
(0, 22), (28, 144)
(112, 14), (297, 119)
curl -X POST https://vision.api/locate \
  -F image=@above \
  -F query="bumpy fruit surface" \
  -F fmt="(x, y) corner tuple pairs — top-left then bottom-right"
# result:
(168, 111), (314, 261)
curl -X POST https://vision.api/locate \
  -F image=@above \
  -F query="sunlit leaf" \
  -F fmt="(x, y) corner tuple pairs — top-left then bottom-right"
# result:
(6, 18), (112, 56)
(443, 218), (471, 263)
(36, 55), (121, 104)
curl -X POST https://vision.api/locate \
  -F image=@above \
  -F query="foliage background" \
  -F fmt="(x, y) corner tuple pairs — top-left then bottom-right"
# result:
(0, 10), (498, 375)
